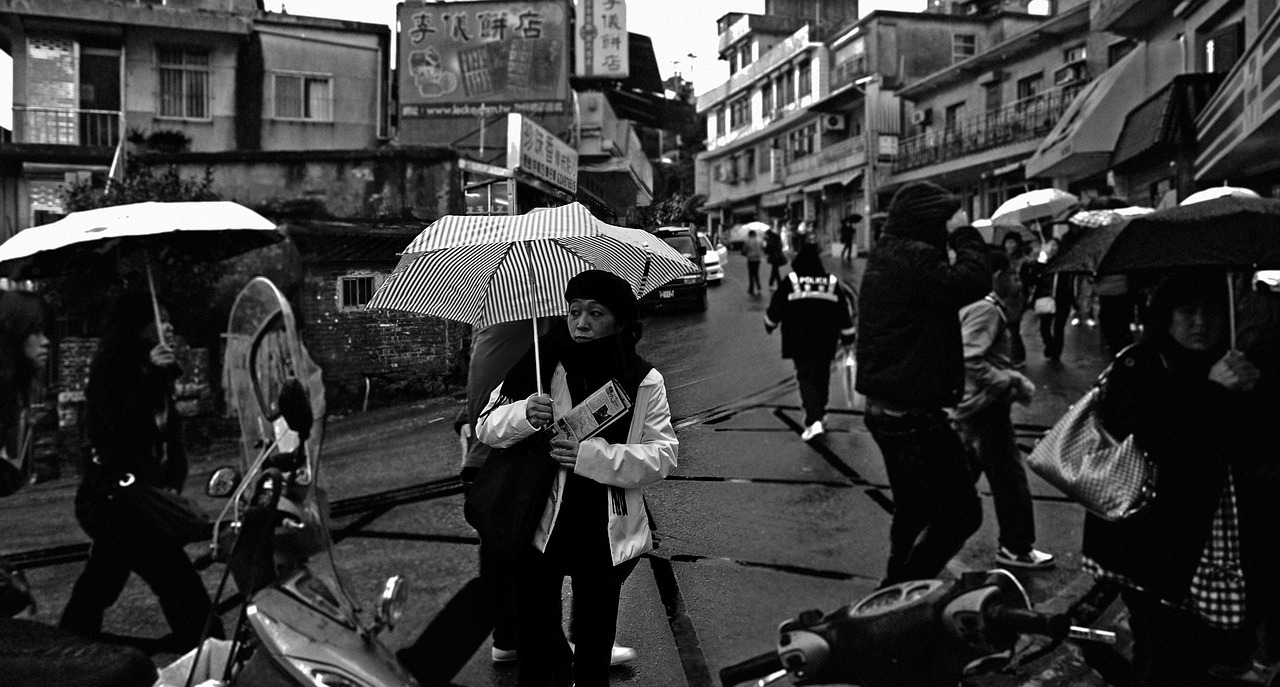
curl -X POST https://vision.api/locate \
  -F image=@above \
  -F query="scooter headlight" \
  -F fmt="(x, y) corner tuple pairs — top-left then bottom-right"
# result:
(307, 669), (366, 687)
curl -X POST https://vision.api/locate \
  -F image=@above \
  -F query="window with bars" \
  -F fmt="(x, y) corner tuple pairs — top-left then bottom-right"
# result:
(953, 34), (977, 63)
(339, 275), (376, 310)
(729, 96), (751, 130)
(157, 48), (211, 119)
(273, 72), (333, 121)
(798, 60), (811, 98)
(761, 82), (773, 118)
(780, 70), (795, 105)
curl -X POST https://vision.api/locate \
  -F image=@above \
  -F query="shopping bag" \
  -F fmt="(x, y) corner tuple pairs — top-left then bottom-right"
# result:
(840, 348), (860, 407)
(463, 433), (559, 561)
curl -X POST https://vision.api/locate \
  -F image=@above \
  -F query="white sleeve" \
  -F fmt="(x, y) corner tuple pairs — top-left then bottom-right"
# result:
(475, 384), (538, 449)
(572, 373), (678, 489)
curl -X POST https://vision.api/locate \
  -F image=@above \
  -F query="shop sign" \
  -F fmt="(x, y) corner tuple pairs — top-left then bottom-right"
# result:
(507, 114), (578, 194)
(575, 0), (629, 79)
(397, 0), (570, 118)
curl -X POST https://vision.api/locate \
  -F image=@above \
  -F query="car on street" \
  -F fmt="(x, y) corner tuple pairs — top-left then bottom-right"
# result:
(641, 226), (707, 311)
(698, 233), (726, 285)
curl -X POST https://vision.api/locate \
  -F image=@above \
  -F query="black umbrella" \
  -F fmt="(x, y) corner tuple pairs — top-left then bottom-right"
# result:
(1091, 195), (1280, 350)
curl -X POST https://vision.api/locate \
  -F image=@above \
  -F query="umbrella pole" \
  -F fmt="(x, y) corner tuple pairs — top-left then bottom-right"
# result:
(1228, 272), (1237, 351)
(523, 241), (543, 396)
(144, 253), (166, 347)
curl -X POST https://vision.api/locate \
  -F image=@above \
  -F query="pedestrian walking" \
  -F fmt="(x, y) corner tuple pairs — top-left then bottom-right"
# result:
(742, 230), (764, 295)
(763, 239), (857, 442)
(765, 227), (787, 289)
(476, 270), (677, 687)
(1095, 273), (1135, 354)
(1080, 272), (1273, 686)
(840, 214), (861, 265)
(60, 292), (222, 652)
(854, 180), (991, 587)
(1029, 237), (1075, 362)
(952, 252), (1054, 570)
(1001, 233), (1030, 367)
(0, 290), (48, 496)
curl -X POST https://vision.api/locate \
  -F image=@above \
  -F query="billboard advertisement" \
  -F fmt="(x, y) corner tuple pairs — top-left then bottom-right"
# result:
(575, 0), (628, 79)
(507, 113), (578, 193)
(398, 1), (570, 118)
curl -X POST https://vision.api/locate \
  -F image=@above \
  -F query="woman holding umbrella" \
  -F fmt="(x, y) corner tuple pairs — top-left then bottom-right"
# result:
(60, 292), (222, 651)
(1081, 272), (1273, 685)
(476, 270), (677, 687)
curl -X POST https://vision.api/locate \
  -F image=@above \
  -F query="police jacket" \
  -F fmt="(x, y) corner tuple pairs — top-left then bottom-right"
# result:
(855, 224), (990, 409)
(765, 269), (857, 362)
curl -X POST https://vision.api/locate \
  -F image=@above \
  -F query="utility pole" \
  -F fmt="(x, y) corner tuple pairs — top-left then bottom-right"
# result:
(856, 75), (878, 253)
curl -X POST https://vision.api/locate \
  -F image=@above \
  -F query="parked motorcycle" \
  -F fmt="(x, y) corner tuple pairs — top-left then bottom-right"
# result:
(721, 569), (1116, 687)
(155, 277), (418, 687)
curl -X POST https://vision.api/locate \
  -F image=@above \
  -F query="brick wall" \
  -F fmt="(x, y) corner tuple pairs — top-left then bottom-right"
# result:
(296, 266), (470, 411)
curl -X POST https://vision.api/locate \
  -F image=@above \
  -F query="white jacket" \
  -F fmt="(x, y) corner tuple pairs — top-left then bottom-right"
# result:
(476, 364), (678, 565)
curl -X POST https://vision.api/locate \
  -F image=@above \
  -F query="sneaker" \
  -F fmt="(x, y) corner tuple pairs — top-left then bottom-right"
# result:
(566, 642), (639, 666)
(996, 546), (1056, 569)
(491, 646), (518, 662)
(1085, 318), (1098, 327)
(800, 421), (825, 441)
(1070, 317), (1081, 326)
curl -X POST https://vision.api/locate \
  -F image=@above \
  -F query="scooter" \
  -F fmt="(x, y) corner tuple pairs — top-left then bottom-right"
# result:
(155, 277), (418, 687)
(720, 569), (1116, 687)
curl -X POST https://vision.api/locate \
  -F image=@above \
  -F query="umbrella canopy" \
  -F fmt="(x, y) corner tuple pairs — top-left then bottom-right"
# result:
(1046, 207), (1156, 275)
(1180, 186), (1260, 206)
(366, 203), (698, 330)
(0, 201), (282, 277)
(1094, 196), (1280, 275)
(990, 189), (1079, 226)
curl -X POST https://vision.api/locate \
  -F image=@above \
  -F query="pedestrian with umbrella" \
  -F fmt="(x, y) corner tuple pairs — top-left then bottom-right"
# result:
(474, 269), (677, 687)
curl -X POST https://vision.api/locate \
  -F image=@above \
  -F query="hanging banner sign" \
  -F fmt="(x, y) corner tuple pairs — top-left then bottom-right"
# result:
(575, 0), (629, 79)
(507, 113), (578, 194)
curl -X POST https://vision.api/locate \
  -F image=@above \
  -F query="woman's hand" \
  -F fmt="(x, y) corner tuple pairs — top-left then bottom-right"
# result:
(525, 394), (554, 428)
(549, 435), (579, 467)
(1209, 350), (1261, 392)
(149, 343), (176, 368)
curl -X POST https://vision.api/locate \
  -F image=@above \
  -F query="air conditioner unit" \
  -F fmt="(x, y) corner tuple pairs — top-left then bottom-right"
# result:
(911, 108), (932, 126)
(977, 69), (1005, 85)
(821, 114), (848, 132)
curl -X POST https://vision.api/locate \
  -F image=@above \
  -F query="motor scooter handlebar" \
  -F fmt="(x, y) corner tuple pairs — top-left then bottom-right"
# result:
(720, 650), (784, 686)
(988, 606), (1070, 641)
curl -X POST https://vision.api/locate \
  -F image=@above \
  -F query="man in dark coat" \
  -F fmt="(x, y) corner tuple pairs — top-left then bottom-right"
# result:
(855, 180), (992, 586)
(764, 239), (857, 442)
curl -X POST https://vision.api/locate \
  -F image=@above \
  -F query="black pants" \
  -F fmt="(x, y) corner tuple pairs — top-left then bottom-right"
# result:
(59, 515), (218, 650)
(793, 356), (831, 426)
(1038, 305), (1071, 359)
(746, 259), (761, 294)
(955, 401), (1035, 554)
(516, 542), (639, 687)
(1098, 293), (1135, 354)
(1007, 308), (1027, 363)
(768, 261), (783, 287)
(1122, 588), (1248, 686)
(865, 410), (982, 585)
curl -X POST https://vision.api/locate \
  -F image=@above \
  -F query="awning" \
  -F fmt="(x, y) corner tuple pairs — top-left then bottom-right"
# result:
(803, 180), (826, 193)
(1025, 43), (1172, 181)
(801, 170), (863, 194)
(761, 186), (803, 207)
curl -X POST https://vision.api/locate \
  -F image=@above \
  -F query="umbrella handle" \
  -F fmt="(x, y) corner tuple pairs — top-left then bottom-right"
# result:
(144, 253), (166, 348)
(1228, 272), (1236, 351)
(522, 241), (543, 397)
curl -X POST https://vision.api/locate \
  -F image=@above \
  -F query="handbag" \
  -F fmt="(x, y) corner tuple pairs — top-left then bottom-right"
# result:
(1033, 274), (1059, 315)
(111, 474), (212, 543)
(1025, 359), (1156, 521)
(463, 433), (559, 561)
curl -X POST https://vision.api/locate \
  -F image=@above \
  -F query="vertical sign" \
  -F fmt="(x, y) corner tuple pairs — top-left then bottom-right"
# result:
(507, 114), (578, 194)
(575, 0), (629, 79)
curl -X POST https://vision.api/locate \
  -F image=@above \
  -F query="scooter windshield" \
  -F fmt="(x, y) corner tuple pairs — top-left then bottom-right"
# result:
(222, 277), (360, 618)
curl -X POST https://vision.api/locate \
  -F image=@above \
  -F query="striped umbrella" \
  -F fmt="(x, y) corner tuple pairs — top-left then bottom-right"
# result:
(367, 203), (698, 392)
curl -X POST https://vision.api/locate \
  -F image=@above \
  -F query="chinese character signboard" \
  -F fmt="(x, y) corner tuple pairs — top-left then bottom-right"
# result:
(398, 1), (570, 118)
(575, 0), (629, 79)
(507, 114), (578, 194)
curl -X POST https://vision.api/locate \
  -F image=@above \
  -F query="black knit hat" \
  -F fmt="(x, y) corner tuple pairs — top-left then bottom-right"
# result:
(564, 270), (638, 324)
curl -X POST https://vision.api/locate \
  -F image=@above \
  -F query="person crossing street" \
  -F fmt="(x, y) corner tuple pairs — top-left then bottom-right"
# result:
(764, 239), (857, 442)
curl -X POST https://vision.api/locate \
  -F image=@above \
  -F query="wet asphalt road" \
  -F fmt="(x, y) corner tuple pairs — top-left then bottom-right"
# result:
(2, 248), (1125, 686)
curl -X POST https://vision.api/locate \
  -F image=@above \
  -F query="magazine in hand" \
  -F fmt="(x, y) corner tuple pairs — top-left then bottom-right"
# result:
(548, 379), (632, 443)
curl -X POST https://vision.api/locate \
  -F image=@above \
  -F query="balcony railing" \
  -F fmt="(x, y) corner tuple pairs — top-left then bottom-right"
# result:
(778, 135), (865, 181)
(893, 81), (1088, 173)
(12, 107), (122, 147)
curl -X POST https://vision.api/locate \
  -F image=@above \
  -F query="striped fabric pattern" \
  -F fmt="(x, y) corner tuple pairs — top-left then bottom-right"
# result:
(368, 203), (697, 329)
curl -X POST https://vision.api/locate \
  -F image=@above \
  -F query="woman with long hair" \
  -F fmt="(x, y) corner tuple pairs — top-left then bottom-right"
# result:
(0, 291), (48, 496)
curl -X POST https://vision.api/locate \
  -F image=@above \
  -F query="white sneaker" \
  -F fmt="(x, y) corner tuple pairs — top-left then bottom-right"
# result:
(565, 642), (639, 666)
(996, 546), (1056, 569)
(800, 421), (825, 441)
(491, 646), (518, 662)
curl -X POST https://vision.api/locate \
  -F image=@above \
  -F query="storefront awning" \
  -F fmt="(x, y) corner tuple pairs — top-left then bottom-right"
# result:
(761, 186), (803, 207)
(1025, 43), (1171, 181)
(801, 170), (863, 193)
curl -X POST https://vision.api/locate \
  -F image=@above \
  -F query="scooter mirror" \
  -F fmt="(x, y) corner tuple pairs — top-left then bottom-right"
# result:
(278, 378), (313, 440)
(207, 466), (242, 498)
(373, 575), (407, 634)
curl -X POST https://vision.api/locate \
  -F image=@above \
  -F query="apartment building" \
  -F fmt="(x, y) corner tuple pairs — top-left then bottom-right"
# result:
(0, 0), (390, 236)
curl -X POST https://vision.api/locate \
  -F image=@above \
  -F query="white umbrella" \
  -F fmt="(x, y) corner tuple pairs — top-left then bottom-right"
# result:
(990, 189), (1079, 226)
(1180, 186), (1261, 206)
(0, 201), (282, 344)
(366, 203), (698, 393)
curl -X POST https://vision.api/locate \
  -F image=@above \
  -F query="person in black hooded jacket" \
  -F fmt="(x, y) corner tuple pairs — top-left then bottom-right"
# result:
(854, 180), (992, 586)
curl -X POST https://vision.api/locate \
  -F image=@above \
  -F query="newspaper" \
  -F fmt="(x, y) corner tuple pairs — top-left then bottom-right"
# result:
(548, 379), (632, 443)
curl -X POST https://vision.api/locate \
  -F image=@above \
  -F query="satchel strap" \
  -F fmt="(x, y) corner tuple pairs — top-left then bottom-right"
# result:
(1096, 343), (1168, 396)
